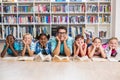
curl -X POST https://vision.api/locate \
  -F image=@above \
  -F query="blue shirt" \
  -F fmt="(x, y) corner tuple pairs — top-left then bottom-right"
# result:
(3, 41), (20, 55)
(20, 41), (35, 53)
(35, 41), (51, 55)
(50, 36), (73, 55)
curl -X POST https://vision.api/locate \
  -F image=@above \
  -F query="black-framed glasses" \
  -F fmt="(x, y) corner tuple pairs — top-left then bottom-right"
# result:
(58, 32), (67, 35)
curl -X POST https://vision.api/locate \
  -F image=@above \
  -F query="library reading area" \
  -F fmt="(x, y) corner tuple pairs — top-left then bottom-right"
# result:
(0, 0), (120, 80)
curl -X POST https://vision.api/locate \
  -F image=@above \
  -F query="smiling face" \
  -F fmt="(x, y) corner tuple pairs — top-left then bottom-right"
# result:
(57, 29), (67, 42)
(23, 34), (32, 45)
(39, 35), (48, 45)
(76, 38), (84, 45)
(108, 39), (118, 49)
(7, 35), (15, 44)
(93, 38), (102, 48)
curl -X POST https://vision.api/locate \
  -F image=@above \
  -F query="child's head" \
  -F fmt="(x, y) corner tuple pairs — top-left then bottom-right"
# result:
(108, 37), (119, 49)
(92, 37), (102, 48)
(75, 34), (84, 45)
(6, 34), (15, 44)
(23, 33), (33, 45)
(38, 33), (50, 44)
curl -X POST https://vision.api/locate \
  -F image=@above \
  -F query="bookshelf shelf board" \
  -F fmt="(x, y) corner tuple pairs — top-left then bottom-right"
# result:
(3, 23), (18, 25)
(19, 23), (34, 25)
(34, 1), (50, 3)
(51, 12), (68, 14)
(18, 12), (34, 14)
(34, 12), (50, 14)
(35, 23), (50, 25)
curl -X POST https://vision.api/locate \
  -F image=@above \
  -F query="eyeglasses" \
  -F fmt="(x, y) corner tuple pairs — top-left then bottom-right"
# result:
(58, 32), (67, 35)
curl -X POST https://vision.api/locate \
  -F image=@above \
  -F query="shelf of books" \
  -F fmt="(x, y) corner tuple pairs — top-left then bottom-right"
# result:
(0, 0), (112, 40)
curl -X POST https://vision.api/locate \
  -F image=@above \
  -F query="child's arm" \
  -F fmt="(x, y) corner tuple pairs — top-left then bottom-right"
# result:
(88, 46), (96, 58)
(1, 44), (9, 57)
(9, 44), (18, 56)
(21, 41), (27, 56)
(26, 45), (34, 56)
(99, 45), (106, 58)
(80, 43), (87, 57)
(73, 43), (80, 56)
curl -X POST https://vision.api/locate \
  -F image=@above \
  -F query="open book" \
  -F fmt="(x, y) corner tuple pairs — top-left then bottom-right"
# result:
(52, 55), (70, 62)
(34, 54), (52, 62)
(107, 57), (119, 62)
(1, 57), (18, 61)
(73, 56), (91, 62)
(17, 56), (34, 61)
(91, 57), (108, 62)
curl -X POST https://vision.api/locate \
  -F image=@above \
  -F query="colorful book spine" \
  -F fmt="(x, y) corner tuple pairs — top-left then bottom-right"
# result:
(51, 4), (68, 13)
(69, 15), (85, 24)
(18, 15), (33, 23)
(4, 26), (17, 38)
(3, 5), (17, 13)
(19, 6), (33, 13)
(87, 4), (98, 13)
(3, 15), (17, 23)
(69, 26), (83, 37)
(99, 0), (110, 1)
(52, 15), (68, 24)
(69, 4), (85, 13)
(34, 4), (50, 13)
(99, 15), (111, 23)
(35, 0), (50, 1)
(99, 30), (107, 38)
(86, 15), (98, 23)
(99, 4), (111, 12)
(35, 15), (50, 23)
(55, 0), (66, 2)
(0, 16), (1, 23)
(0, 27), (2, 39)
(18, 0), (33, 1)
(19, 25), (33, 39)
(70, 0), (82, 2)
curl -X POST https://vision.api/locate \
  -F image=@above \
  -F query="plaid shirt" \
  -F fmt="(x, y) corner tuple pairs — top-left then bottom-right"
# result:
(35, 41), (51, 55)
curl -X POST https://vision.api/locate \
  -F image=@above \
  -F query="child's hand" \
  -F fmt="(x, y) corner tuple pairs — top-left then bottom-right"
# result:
(22, 40), (27, 46)
(56, 36), (60, 42)
(64, 35), (68, 41)
(75, 41), (80, 47)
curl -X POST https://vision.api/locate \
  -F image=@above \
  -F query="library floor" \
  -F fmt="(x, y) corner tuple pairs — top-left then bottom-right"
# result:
(0, 43), (120, 80)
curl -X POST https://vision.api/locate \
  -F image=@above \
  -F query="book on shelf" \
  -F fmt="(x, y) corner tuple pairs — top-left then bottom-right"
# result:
(69, 26), (83, 38)
(69, 15), (85, 24)
(70, 0), (83, 2)
(87, 4), (98, 13)
(99, 15), (111, 23)
(4, 25), (18, 38)
(34, 54), (52, 62)
(51, 4), (68, 13)
(3, 5), (17, 13)
(0, 27), (2, 39)
(86, 15), (98, 23)
(18, 15), (33, 23)
(35, 15), (50, 23)
(2, 0), (17, 2)
(0, 16), (1, 23)
(52, 15), (68, 24)
(35, 26), (50, 38)
(99, 4), (111, 13)
(34, 4), (50, 13)
(18, 5), (33, 13)
(84, 27), (96, 39)
(69, 4), (85, 13)
(3, 15), (17, 24)
(52, 55), (70, 62)
(19, 25), (34, 39)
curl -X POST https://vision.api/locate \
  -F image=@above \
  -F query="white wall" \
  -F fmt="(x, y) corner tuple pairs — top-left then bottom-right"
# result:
(114, 0), (120, 40)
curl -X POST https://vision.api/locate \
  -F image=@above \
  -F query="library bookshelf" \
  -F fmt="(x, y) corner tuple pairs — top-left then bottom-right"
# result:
(0, 0), (112, 40)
